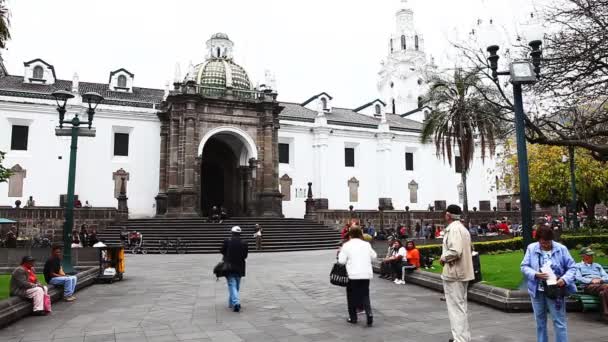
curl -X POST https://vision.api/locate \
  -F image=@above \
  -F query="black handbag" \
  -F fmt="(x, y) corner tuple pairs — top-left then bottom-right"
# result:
(542, 281), (568, 299)
(537, 255), (567, 299)
(471, 251), (482, 284)
(330, 262), (349, 287)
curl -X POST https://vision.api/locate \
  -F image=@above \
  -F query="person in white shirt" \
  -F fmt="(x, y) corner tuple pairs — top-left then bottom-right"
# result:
(338, 226), (378, 326)
(391, 241), (407, 285)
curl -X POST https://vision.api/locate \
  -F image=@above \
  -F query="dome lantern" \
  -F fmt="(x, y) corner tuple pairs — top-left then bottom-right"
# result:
(206, 32), (234, 60)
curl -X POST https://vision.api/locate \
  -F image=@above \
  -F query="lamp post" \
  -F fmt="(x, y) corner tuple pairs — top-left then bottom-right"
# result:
(485, 30), (543, 250)
(562, 147), (579, 230)
(52, 90), (103, 274)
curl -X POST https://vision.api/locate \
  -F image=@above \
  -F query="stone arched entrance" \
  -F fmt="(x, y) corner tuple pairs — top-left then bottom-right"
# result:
(197, 127), (258, 217)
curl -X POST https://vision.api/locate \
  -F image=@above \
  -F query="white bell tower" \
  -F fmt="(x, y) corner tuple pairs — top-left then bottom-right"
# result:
(378, 0), (428, 121)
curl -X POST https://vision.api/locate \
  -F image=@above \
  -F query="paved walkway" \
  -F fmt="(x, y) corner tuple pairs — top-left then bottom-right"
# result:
(1, 250), (607, 342)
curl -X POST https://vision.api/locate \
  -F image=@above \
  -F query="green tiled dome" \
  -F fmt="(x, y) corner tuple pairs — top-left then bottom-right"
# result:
(195, 59), (251, 90)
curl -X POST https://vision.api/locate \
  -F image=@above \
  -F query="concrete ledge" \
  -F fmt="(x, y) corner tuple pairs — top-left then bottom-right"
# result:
(0, 267), (98, 328)
(372, 260), (581, 312)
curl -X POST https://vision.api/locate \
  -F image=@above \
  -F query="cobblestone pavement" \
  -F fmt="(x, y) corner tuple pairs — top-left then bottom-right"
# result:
(1, 250), (607, 342)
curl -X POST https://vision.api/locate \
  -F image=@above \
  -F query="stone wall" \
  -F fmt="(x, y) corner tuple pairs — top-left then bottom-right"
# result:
(312, 208), (557, 230)
(0, 206), (118, 242)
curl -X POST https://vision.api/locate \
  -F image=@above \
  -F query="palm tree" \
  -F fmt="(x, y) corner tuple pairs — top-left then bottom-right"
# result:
(0, 0), (9, 49)
(421, 67), (502, 217)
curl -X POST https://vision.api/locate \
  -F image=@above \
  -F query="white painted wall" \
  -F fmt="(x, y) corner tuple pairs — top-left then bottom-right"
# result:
(0, 97), (160, 218)
(278, 121), (497, 218)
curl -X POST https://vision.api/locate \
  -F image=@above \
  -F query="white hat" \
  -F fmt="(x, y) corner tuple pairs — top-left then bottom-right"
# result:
(231, 226), (242, 233)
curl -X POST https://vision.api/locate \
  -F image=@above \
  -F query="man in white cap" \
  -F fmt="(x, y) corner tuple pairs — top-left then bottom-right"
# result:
(221, 226), (249, 312)
(440, 204), (474, 342)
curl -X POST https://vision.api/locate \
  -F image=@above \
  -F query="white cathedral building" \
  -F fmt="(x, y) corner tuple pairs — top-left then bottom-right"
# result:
(0, 4), (497, 218)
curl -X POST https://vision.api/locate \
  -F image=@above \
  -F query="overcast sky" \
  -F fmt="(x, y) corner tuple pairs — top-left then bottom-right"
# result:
(3, 0), (540, 108)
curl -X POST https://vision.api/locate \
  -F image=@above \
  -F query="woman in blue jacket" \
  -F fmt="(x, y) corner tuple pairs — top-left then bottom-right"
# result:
(521, 225), (576, 342)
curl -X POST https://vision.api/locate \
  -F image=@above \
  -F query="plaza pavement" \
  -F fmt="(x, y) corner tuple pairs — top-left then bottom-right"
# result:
(1, 250), (607, 342)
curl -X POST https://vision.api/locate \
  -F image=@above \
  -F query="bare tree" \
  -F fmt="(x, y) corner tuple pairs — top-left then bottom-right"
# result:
(457, 0), (608, 161)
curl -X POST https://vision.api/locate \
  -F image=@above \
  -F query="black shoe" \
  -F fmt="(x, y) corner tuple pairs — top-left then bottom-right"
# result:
(448, 339), (454, 342)
(233, 304), (241, 312)
(366, 316), (373, 326)
(346, 318), (357, 324)
(32, 310), (46, 316)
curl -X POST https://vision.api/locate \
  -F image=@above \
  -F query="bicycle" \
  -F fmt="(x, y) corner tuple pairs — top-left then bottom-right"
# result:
(158, 238), (170, 254)
(175, 238), (187, 254)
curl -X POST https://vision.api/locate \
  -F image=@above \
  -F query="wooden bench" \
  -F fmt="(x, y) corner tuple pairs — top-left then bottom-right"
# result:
(570, 264), (608, 312)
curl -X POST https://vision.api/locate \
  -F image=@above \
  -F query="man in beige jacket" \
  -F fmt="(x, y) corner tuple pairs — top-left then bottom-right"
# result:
(440, 204), (474, 342)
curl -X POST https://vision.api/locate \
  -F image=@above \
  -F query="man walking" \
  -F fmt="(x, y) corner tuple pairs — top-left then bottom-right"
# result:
(43, 246), (78, 301)
(221, 226), (248, 312)
(440, 205), (474, 342)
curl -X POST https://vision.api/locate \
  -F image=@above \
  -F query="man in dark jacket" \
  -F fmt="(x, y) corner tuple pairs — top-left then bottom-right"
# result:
(221, 226), (248, 312)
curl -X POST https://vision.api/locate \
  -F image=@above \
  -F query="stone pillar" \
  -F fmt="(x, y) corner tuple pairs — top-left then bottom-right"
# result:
(180, 114), (197, 216)
(258, 116), (283, 216)
(304, 182), (316, 221)
(167, 119), (181, 214)
(155, 123), (169, 216)
(117, 177), (129, 221)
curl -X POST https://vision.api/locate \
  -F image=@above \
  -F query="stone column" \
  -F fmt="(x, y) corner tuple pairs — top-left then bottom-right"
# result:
(155, 122), (169, 216)
(166, 118), (181, 215)
(180, 113), (197, 216)
(312, 125), (330, 203)
(117, 177), (129, 221)
(258, 114), (283, 216)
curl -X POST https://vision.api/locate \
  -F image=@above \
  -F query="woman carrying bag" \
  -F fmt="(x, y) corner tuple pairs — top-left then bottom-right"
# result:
(338, 226), (377, 326)
(521, 225), (576, 342)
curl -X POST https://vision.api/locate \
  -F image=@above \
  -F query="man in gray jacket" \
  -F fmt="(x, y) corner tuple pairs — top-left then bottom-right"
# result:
(440, 205), (474, 342)
(10, 256), (47, 315)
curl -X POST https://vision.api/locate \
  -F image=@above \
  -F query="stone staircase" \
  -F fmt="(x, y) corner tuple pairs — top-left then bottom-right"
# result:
(97, 217), (341, 253)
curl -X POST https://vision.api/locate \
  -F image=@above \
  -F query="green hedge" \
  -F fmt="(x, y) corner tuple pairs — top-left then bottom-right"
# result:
(417, 235), (608, 257)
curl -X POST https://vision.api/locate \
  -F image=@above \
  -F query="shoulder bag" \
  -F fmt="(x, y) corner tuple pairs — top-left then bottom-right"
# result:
(330, 262), (349, 287)
(538, 254), (567, 299)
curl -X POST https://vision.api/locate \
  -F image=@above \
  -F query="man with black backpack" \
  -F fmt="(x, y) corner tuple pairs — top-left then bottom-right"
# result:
(221, 226), (248, 312)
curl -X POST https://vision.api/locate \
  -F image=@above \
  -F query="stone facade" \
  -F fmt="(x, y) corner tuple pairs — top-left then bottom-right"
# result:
(155, 85), (283, 217)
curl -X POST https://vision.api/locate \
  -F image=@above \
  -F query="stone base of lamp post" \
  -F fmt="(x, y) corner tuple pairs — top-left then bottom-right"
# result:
(378, 198), (394, 211)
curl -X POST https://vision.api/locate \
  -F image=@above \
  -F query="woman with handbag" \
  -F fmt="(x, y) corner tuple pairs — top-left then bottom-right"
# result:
(521, 225), (576, 342)
(337, 226), (377, 326)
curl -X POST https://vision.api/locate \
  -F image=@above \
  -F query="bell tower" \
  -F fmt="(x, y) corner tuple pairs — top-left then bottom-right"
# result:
(378, 0), (428, 121)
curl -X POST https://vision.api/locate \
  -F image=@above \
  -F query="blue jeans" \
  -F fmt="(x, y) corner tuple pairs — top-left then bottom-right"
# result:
(49, 276), (78, 297)
(531, 291), (568, 342)
(226, 275), (241, 307)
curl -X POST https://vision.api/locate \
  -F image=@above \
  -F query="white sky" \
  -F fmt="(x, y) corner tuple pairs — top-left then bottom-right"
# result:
(2, 0), (540, 108)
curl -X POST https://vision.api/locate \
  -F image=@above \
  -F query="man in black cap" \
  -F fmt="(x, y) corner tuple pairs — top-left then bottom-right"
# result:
(10, 256), (48, 315)
(221, 226), (248, 312)
(440, 204), (473, 342)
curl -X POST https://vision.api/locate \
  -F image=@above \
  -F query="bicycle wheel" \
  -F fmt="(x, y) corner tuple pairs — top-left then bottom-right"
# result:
(141, 248), (148, 255)
(159, 247), (168, 254)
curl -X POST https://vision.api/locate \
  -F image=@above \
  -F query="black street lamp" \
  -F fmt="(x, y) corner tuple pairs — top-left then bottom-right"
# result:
(484, 21), (543, 249)
(52, 90), (103, 273)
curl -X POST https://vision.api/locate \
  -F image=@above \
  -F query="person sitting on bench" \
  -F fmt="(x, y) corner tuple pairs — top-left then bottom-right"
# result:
(10, 256), (48, 315)
(574, 246), (608, 322)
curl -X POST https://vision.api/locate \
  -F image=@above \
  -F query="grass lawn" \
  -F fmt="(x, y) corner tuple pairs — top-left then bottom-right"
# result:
(0, 274), (46, 300)
(428, 250), (608, 290)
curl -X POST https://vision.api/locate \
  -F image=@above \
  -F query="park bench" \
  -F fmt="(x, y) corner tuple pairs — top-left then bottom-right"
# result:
(569, 264), (608, 312)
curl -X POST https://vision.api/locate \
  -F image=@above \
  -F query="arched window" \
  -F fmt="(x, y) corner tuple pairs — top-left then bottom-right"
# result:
(33, 66), (44, 79)
(374, 104), (381, 116)
(415, 35), (419, 50)
(417, 96), (423, 109)
(321, 97), (328, 110)
(390, 39), (394, 53)
(117, 75), (127, 88)
(216, 47), (221, 58)
(391, 99), (396, 114)
(401, 35), (406, 50)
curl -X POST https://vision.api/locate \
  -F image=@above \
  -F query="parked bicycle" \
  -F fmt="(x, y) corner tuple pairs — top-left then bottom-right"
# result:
(157, 238), (188, 254)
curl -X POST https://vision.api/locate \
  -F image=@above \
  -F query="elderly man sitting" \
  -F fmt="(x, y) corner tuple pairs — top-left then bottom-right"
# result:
(574, 247), (608, 322)
(10, 256), (48, 316)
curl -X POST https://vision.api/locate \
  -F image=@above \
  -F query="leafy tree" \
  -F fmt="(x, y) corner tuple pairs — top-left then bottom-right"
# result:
(499, 142), (608, 219)
(0, 151), (10, 183)
(421, 68), (502, 216)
